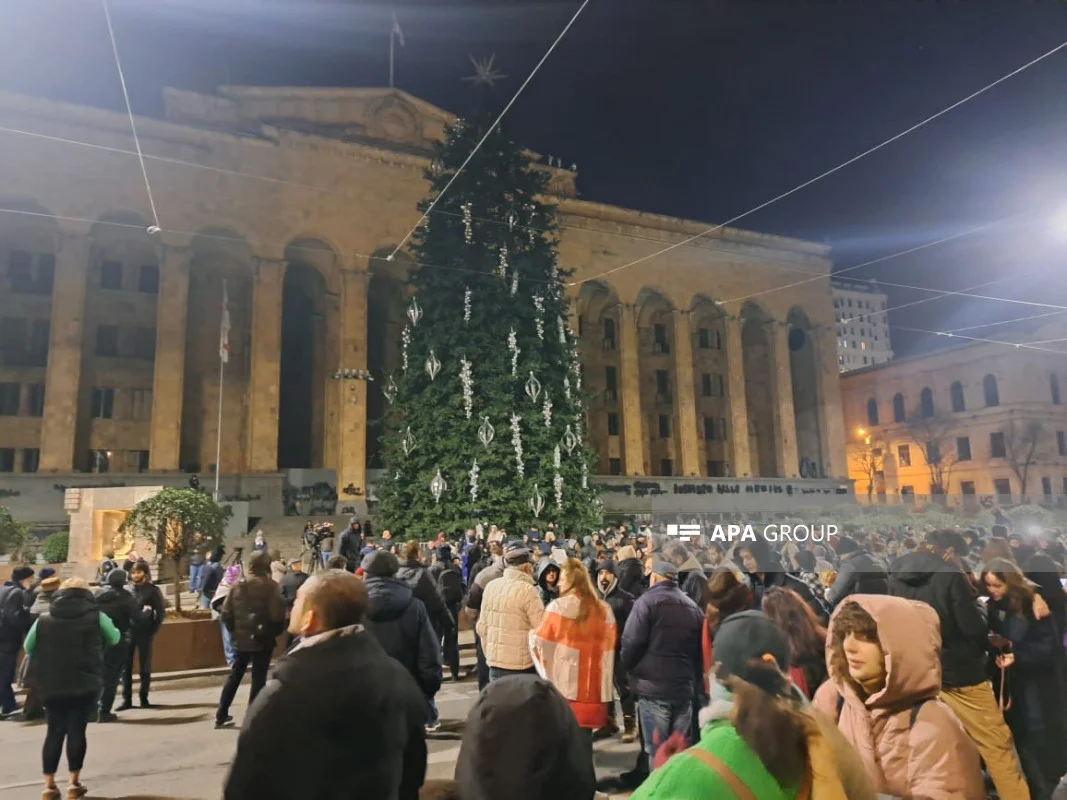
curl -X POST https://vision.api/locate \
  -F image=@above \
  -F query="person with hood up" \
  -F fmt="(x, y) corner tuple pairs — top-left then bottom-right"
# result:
(0, 565), (34, 717)
(825, 536), (889, 607)
(337, 518), (364, 572)
(454, 675), (595, 800)
(620, 559), (704, 763)
(736, 538), (828, 622)
(889, 529), (1031, 800)
(631, 610), (875, 800)
(476, 543), (545, 682)
(535, 557), (561, 607)
(361, 550), (442, 732)
(93, 569), (143, 722)
(119, 561), (164, 711)
(665, 543), (707, 607)
(215, 551), (286, 728)
(614, 544), (646, 598)
(983, 559), (1066, 798)
(814, 595), (985, 799)
(224, 569), (428, 800)
(530, 557), (616, 733)
(24, 577), (120, 800)
(425, 544), (462, 682)
(594, 558), (637, 742)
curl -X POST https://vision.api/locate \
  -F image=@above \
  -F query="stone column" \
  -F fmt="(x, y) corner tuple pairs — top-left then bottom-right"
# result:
(618, 304), (645, 476)
(671, 309), (701, 476)
(39, 229), (92, 472)
(337, 269), (370, 512)
(771, 322), (800, 478)
(246, 258), (286, 472)
(148, 246), (190, 471)
(723, 315), (752, 477)
(814, 325), (848, 478)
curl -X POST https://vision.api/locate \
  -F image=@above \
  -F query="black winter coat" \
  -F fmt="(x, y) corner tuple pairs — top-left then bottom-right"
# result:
(224, 626), (428, 800)
(397, 560), (453, 637)
(94, 585), (142, 636)
(201, 562), (224, 600)
(616, 557), (646, 598)
(620, 580), (704, 699)
(750, 568), (829, 623)
(1023, 551), (1067, 645)
(0, 580), (30, 654)
(889, 548), (989, 688)
(130, 580), (166, 637)
(364, 577), (442, 697)
(222, 576), (286, 652)
(826, 549), (889, 607)
(337, 527), (363, 563)
(279, 571), (309, 613)
(29, 588), (107, 701)
(599, 579), (634, 654)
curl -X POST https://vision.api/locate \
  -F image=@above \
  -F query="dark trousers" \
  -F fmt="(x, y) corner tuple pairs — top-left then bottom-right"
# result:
(122, 635), (154, 705)
(0, 651), (18, 714)
(99, 639), (129, 714)
(474, 631), (490, 691)
(42, 694), (95, 775)
(216, 649), (271, 723)
(606, 654), (635, 720)
(442, 602), (461, 679)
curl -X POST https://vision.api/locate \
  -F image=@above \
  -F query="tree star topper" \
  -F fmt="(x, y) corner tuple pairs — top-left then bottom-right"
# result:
(462, 54), (507, 88)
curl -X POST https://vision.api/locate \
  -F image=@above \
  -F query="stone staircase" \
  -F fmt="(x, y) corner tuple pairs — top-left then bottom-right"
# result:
(222, 516), (353, 563)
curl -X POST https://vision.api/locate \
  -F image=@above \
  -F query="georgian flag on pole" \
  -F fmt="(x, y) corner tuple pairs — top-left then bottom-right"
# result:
(392, 12), (405, 47)
(219, 280), (230, 364)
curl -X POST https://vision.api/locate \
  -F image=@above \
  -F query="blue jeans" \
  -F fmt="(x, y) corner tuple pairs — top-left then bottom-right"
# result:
(199, 593), (211, 610)
(426, 695), (438, 726)
(220, 619), (236, 667)
(321, 552), (331, 567)
(188, 563), (204, 593)
(488, 666), (537, 683)
(637, 695), (694, 760)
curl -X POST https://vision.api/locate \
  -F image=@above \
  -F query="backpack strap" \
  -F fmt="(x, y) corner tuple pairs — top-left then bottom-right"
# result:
(684, 747), (759, 800)
(835, 693), (844, 722)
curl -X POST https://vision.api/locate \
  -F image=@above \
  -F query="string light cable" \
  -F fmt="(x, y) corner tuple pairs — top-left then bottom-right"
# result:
(893, 325), (1067, 356)
(386, 0), (591, 260)
(572, 38), (1067, 286)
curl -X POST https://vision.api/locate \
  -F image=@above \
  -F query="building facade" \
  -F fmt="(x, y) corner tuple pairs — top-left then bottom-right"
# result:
(833, 279), (892, 372)
(0, 85), (847, 512)
(840, 327), (1067, 504)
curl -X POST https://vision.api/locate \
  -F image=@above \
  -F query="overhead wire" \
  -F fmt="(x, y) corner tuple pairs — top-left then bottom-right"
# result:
(941, 310), (1067, 333)
(892, 325), (1067, 356)
(572, 38), (1067, 286)
(386, 0), (591, 260)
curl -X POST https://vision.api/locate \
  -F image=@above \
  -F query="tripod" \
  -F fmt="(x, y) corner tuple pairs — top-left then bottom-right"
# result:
(301, 538), (324, 575)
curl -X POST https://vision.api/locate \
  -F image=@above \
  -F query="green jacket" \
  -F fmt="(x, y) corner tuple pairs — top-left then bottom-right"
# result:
(630, 718), (803, 800)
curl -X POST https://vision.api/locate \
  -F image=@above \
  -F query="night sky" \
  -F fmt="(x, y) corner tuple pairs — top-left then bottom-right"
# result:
(5, 0), (1067, 355)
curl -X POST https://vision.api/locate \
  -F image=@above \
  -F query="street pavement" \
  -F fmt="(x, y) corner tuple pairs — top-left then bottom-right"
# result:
(0, 673), (640, 799)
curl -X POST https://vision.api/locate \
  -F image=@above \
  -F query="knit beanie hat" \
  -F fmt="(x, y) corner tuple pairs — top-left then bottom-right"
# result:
(362, 550), (399, 577)
(107, 568), (129, 588)
(713, 610), (791, 686)
(11, 566), (34, 583)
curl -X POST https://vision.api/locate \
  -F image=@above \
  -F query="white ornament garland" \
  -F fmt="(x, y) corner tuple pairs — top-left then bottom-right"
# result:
(464, 287), (472, 324)
(510, 270), (519, 297)
(563, 375), (571, 401)
(542, 396), (553, 428)
(401, 325), (411, 373)
(557, 316), (567, 345)
(462, 202), (473, 243)
(581, 461), (588, 490)
(498, 245), (509, 279)
(510, 413), (524, 477)
(508, 328), (520, 377)
(460, 358), (474, 419)
(553, 445), (563, 510)
(533, 295), (545, 341)
(469, 459), (480, 503)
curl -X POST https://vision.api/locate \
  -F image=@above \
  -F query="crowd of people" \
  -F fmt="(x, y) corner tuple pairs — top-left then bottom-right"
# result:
(1, 515), (1066, 799)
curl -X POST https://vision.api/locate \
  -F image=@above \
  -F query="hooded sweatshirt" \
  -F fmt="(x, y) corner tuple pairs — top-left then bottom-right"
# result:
(535, 558), (560, 607)
(455, 675), (595, 800)
(813, 595), (985, 800)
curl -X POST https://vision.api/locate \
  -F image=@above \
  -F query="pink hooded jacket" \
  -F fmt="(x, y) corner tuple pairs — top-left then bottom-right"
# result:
(813, 595), (985, 800)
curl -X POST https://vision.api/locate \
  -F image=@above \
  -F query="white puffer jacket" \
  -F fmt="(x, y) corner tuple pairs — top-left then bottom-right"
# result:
(476, 567), (545, 670)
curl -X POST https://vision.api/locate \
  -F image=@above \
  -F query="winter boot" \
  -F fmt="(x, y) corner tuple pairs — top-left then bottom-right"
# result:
(593, 717), (619, 740)
(621, 714), (637, 743)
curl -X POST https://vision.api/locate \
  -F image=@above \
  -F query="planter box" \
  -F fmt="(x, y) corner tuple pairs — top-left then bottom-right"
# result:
(148, 617), (287, 672)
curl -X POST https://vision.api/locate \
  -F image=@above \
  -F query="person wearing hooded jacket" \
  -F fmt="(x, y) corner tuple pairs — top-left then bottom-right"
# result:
(889, 530), (1031, 800)
(814, 595), (985, 799)
(825, 536), (889, 607)
(665, 543), (708, 607)
(594, 558), (636, 742)
(615, 544), (646, 598)
(24, 578), (120, 800)
(398, 543), (457, 683)
(535, 557), (560, 607)
(119, 561), (165, 711)
(631, 611), (875, 800)
(455, 675), (596, 800)
(736, 538), (828, 622)
(362, 550), (442, 729)
(93, 569), (144, 721)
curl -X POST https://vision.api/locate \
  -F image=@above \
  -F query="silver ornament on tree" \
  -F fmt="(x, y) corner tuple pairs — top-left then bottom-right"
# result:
(581, 461), (589, 490)
(401, 326), (411, 373)
(425, 349), (441, 381)
(524, 371), (542, 403)
(533, 294), (545, 341)
(561, 424), (578, 455)
(510, 270), (519, 297)
(430, 469), (448, 504)
(477, 416), (495, 448)
(526, 203), (537, 244)
(497, 245), (509, 279)
(563, 375), (571, 401)
(553, 471), (564, 510)
(462, 202), (473, 243)
(508, 211), (516, 231)
(508, 328), (521, 377)
(469, 459), (480, 502)
(529, 484), (545, 518)
(407, 297), (423, 327)
(510, 413), (524, 477)
(542, 396), (553, 428)
(383, 374), (398, 405)
(460, 358), (474, 419)
(463, 287), (472, 324)
(557, 316), (567, 344)
(400, 427), (417, 456)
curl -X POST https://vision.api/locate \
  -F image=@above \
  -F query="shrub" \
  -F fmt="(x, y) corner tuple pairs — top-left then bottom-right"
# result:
(41, 532), (69, 564)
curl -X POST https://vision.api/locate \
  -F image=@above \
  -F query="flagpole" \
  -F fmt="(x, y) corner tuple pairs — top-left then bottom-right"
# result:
(214, 279), (227, 501)
(389, 26), (395, 88)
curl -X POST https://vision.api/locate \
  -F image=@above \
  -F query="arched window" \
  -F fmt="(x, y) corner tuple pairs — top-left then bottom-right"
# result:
(892, 393), (905, 423)
(920, 387), (934, 419)
(983, 374), (999, 408)
(950, 381), (965, 413)
(1051, 373), (1061, 406)
(866, 398), (879, 426)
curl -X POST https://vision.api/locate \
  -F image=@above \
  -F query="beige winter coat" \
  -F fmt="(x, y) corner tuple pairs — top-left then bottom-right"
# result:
(813, 594), (985, 800)
(476, 567), (545, 670)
